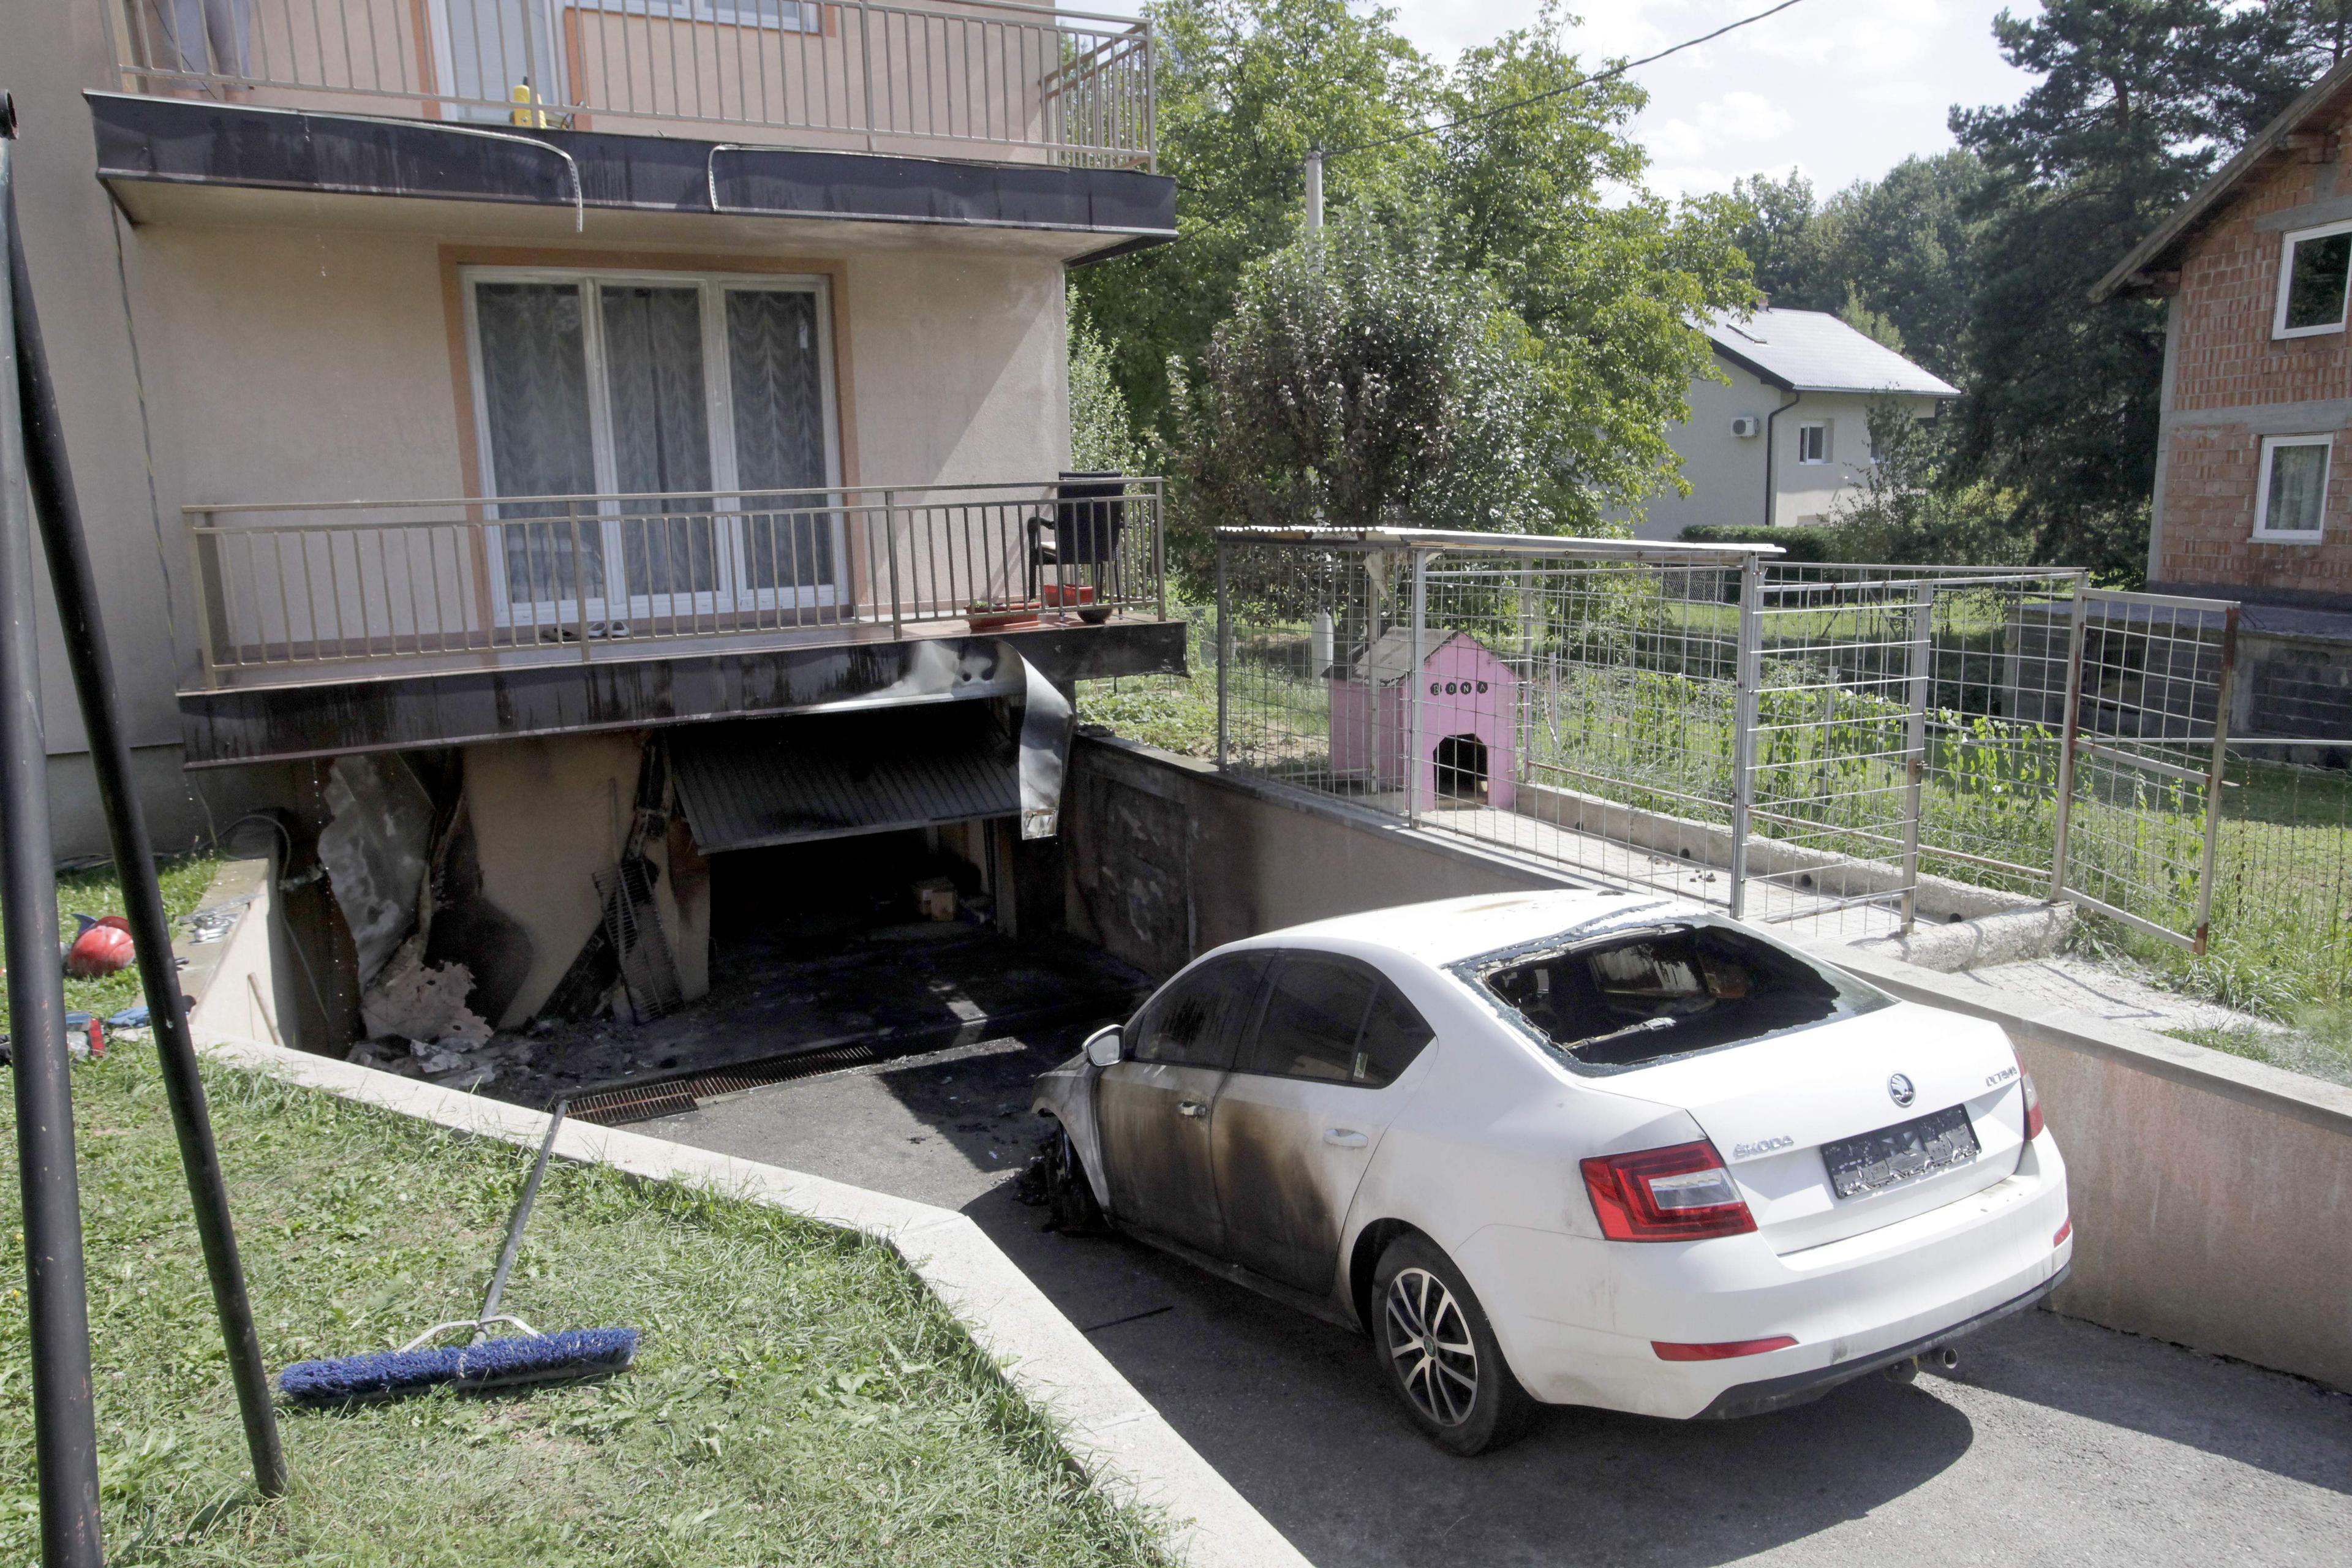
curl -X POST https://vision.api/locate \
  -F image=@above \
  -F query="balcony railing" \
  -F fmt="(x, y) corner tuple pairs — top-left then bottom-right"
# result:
(109, 0), (1155, 170)
(184, 477), (1167, 687)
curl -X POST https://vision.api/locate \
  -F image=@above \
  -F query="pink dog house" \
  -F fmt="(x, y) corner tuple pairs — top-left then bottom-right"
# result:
(1329, 629), (1517, 809)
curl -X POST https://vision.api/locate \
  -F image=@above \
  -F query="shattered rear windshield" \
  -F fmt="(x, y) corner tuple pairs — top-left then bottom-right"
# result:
(1465, 921), (1893, 1071)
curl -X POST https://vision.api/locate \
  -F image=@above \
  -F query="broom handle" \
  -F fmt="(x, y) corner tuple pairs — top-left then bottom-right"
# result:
(477, 1101), (568, 1343)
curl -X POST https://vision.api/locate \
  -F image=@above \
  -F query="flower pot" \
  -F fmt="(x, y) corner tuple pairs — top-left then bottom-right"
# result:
(967, 604), (1042, 632)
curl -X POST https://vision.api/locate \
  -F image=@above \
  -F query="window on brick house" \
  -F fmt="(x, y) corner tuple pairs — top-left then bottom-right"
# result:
(2275, 222), (2352, 336)
(2254, 434), (2331, 541)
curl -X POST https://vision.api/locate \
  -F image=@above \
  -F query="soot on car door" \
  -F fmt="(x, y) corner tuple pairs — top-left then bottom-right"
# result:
(1096, 953), (1270, 1255)
(1210, 953), (1436, 1295)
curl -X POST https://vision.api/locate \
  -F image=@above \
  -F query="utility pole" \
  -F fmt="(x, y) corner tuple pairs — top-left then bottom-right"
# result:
(1304, 148), (1324, 235)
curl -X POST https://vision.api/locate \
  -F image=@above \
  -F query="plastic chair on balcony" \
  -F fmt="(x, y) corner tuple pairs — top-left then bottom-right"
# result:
(1027, 472), (1124, 623)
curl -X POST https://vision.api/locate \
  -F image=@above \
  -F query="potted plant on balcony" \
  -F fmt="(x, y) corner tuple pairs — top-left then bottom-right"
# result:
(965, 598), (1042, 632)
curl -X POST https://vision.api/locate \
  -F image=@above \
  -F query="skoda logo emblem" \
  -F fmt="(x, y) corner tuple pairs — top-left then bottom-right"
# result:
(1888, 1072), (1917, 1109)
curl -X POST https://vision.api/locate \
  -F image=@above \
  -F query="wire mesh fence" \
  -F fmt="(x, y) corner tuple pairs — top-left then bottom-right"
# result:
(2206, 744), (2352, 1009)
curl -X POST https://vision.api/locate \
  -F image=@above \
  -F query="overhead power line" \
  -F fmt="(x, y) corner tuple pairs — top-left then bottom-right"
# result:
(1321, 0), (1815, 162)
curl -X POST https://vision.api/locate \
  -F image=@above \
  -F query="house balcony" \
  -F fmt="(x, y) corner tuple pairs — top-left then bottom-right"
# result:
(176, 477), (1183, 766)
(104, 0), (1154, 169)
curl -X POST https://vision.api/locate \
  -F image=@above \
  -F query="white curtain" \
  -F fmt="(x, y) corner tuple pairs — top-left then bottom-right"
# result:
(475, 282), (603, 605)
(602, 285), (717, 597)
(728, 290), (832, 590)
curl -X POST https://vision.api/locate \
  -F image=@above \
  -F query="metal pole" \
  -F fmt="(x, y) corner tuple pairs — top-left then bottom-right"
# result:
(2048, 584), (2090, 903)
(0, 121), (105, 1568)
(2190, 605), (2239, 956)
(1213, 539), (1229, 769)
(4, 129), (287, 1501)
(1728, 552), (1762, 919)
(1303, 149), (1323, 235)
(1408, 548), (1428, 827)
(1898, 582), (1934, 935)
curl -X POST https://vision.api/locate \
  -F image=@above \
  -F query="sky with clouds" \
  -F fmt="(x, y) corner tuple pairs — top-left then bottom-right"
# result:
(1382, 1), (2042, 200)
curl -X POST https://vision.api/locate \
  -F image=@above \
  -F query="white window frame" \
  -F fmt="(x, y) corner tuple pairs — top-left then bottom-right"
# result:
(2252, 433), (2332, 542)
(2272, 219), (2352, 338)
(460, 265), (845, 627)
(1796, 421), (1829, 464)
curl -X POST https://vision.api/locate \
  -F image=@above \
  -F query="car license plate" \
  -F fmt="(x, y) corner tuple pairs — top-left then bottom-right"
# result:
(1822, 1105), (1978, 1199)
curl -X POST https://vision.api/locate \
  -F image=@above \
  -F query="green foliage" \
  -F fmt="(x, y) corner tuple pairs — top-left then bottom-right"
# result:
(0, 1055), (1169, 1566)
(1826, 399), (2030, 565)
(1069, 311), (1145, 474)
(1947, 0), (2352, 579)
(1730, 152), (1982, 381)
(1162, 216), (1558, 587)
(1073, 0), (1755, 541)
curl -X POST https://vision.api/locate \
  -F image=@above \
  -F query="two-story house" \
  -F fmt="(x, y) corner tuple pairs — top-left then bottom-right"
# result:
(6, 1), (1179, 1044)
(2095, 56), (2352, 744)
(1631, 306), (1958, 541)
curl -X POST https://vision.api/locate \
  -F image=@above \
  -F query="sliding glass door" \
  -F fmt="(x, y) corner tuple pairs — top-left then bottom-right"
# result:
(462, 268), (842, 633)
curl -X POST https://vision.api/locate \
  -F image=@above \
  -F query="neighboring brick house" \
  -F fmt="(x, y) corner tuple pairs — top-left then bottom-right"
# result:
(2097, 59), (2352, 743)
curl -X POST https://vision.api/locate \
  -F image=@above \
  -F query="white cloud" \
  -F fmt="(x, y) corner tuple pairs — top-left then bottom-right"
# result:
(1385, 0), (2040, 197)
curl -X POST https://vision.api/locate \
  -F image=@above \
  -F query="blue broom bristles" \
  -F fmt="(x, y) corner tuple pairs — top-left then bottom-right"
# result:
(278, 1327), (639, 1408)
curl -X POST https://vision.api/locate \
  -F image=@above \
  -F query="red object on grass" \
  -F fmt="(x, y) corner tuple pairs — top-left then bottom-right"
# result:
(66, 922), (137, 978)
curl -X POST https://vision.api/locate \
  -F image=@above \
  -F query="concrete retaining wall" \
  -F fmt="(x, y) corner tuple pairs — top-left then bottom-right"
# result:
(1063, 734), (1582, 979)
(1809, 942), (2352, 1394)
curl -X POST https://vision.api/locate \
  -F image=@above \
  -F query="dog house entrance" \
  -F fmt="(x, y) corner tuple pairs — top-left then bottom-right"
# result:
(1434, 733), (1490, 801)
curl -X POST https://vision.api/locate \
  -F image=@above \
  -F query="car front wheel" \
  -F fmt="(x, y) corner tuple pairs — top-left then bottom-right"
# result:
(1370, 1234), (1533, 1455)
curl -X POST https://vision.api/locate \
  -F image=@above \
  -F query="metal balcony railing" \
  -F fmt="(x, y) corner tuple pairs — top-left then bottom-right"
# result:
(184, 477), (1167, 687)
(109, 0), (1155, 169)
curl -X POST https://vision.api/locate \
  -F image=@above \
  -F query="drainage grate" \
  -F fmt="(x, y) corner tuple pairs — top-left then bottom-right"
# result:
(568, 1044), (887, 1126)
(594, 856), (683, 1023)
(568, 1085), (698, 1125)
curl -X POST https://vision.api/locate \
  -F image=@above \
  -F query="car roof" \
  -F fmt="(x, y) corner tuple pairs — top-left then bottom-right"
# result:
(1234, 889), (1714, 970)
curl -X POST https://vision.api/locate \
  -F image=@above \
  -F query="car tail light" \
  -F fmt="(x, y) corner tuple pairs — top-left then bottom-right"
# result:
(2053, 1217), (2072, 1247)
(2021, 1068), (2045, 1140)
(1581, 1141), (1757, 1242)
(1653, 1336), (1796, 1362)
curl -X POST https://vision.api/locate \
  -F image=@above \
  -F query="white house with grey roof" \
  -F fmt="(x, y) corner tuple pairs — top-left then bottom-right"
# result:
(1631, 307), (1961, 541)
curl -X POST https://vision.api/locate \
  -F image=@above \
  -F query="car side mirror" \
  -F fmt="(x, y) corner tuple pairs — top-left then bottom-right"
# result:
(1084, 1025), (1125, 1068)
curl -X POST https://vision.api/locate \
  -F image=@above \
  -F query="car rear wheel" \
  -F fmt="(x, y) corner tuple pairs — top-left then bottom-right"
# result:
(1044, 1127), (1106, 1235)
(1370, 1234), (1533, 1455)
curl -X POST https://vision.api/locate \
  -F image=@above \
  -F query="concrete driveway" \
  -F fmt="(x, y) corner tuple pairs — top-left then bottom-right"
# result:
(636, 1027), (2352, 1568)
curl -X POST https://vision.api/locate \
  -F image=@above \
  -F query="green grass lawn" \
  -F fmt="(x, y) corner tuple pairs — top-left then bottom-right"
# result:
(0, 854), (219, 1029)
(0, 1051), (1167, 1566)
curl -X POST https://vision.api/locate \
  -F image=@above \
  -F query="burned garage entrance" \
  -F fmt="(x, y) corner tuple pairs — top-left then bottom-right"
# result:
(506, 701), (1147, 1120)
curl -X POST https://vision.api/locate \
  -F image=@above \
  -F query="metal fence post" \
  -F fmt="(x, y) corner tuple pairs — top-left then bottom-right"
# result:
(1727, 552), (1762, 919)
(1213, 538), (1229, 769)
(1899, 581), (1934, 934)
(0, 126), (105, 1568)
(2192, 604), (2239, 956)
(884, 490), (903, 635)
(1408, 548), (1430, 827)
(2048, 584), (2090, 902)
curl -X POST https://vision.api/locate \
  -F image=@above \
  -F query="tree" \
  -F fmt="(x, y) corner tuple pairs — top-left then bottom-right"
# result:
(1071, 0), (1436, 437)
(1163, 217), (1555, 587)
(1069, 312), (1144, 473)
(1948, 0), (2305, 578)
(1075, 1), (1757, 538)
(1730, 154), (1981, 381)
(1428, 13), (1757, 527)
(1830, 398), (2025, 564)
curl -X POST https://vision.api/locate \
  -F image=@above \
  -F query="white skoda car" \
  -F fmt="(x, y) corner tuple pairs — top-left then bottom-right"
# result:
(1031, 890), (2071, 1453)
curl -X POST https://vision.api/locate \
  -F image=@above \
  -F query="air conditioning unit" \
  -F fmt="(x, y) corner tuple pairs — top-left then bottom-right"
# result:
(1730, 416), (1762, 438)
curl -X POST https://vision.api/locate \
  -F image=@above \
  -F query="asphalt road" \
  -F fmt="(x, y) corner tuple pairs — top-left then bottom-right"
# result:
(636, 1027), (2352, 1568)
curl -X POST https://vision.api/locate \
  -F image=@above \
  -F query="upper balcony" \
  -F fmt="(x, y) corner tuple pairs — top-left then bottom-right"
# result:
(104, 0), (1154, 169)
(176, 477), (1183, 767)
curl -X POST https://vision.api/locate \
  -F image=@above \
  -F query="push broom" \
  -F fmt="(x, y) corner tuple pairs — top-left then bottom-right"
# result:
(277, 1102), (639, 1407)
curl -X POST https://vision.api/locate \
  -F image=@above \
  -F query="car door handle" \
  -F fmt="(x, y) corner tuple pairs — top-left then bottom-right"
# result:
(1177, 1099), (1209, 1119)
(1324, 1128), (1368, 1148)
